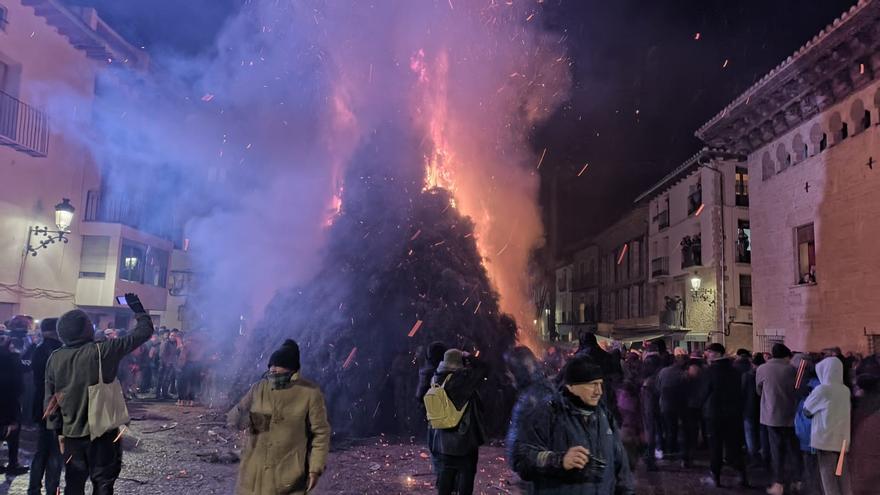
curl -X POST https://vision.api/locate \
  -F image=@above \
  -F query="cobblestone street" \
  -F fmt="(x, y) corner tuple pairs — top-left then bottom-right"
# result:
(0, 401), (774, 494)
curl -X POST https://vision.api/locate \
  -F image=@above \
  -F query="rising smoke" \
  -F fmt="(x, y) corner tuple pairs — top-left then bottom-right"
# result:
(51, 0), (570, 433)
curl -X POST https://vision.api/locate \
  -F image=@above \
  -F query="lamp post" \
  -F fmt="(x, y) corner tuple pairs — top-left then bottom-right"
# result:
(689, 273), (715, 306)
(25, 198), (76, 257)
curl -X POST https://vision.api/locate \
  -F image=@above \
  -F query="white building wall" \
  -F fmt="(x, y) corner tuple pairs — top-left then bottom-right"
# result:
(0, 1), (103, 319)
(748, 81), (880, 354)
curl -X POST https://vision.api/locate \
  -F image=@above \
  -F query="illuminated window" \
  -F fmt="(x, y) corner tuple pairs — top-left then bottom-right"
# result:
(796, 224), (816, 284)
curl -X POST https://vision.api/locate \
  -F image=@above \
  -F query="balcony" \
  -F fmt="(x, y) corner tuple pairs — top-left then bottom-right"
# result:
(0, 90), (49, 157)
(84, 190), (183, 245)
(651, 256), (669, 277)
(653, 210), (669, 230)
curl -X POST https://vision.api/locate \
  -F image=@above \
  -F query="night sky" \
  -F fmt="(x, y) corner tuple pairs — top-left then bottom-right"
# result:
(67, 0), (858, 247)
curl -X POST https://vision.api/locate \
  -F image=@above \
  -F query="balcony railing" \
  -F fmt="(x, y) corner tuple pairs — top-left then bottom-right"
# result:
(0, 90), (49, 157)
(651, 256), (669, 277)
(653, 210), (669, 230)
(85, 189), (183, 246)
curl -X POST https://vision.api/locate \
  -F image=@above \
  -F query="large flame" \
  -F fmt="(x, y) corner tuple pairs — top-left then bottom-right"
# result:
(411, 46), (537, 348)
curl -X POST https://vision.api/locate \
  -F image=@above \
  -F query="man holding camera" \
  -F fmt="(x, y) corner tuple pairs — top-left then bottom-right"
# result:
(509, 355), (635, 494)
(45, 293), (154, 495)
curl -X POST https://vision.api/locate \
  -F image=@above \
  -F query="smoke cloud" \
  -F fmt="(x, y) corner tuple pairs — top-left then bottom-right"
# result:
(44, 0), (569, 430)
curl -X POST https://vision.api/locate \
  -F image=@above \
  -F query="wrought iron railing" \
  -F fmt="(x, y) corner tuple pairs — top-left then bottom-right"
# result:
(0, 90), (49, 157)
(651, 256), (669, 277)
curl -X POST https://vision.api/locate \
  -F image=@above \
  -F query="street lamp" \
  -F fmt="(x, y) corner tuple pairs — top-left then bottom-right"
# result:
(689, 273), (715, 306)
(26, 198), (76, 257)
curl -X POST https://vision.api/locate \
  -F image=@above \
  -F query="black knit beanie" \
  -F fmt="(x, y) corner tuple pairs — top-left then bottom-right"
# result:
(268, 339), (301, 372)
(563, 356), (604, 385)
(57, 310), (94, 345)
(426, 341), (448, 367)
(772, 343), (792, 359)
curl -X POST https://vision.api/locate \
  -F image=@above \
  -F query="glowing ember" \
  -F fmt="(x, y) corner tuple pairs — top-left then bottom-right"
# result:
(616, 243), (628, 265)
(342, 347), (358, 369)
(113, 425), (128, 443)
(694, 32), (701, 40)
(407, 320), (424, 337)
(695, 203), (705, 216)
(577, 163), (589, 176)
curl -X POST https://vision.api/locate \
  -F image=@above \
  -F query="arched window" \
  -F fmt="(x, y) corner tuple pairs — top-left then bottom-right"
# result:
(792, 134), (806, 162)
(808, 123), (824, 156)
(850, 99), (868, 133)
(820, 133), (828, 151)
(776, 143), (791, 172)
(829, 112), (844, 144)
(761, 151), (775, 180)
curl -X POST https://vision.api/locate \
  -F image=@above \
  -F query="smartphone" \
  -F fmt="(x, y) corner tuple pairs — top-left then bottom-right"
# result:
(116, 295), (127, 305)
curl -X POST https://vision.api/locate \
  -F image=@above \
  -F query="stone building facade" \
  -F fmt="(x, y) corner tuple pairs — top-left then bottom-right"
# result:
(0, 1), (191, 330)
(554, 206), (649, 343)
(635, 149), (753, 351)
(696, 0), (880, 353)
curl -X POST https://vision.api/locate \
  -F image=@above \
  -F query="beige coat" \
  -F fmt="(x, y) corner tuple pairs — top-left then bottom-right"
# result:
(227, 375), (331, 495)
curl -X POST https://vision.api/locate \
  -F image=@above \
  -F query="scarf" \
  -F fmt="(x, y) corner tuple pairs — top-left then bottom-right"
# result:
(268, 371), (298, 390)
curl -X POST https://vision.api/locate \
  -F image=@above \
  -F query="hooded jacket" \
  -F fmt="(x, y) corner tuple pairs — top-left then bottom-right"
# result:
(45, 313), (153, 438)
(803, 357), (851, 452)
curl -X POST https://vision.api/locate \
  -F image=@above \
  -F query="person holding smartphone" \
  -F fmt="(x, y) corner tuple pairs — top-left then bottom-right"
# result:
(44, 293), (154, 495)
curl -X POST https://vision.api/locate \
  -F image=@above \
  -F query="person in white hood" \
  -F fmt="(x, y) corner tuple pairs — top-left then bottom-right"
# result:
(803, 357), (853, 495)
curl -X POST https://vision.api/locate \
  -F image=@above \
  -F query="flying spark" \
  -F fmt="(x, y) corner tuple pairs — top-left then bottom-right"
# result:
(407, 320), (424, 337)
(342, 347), (358, 369)
(616, 243), (628, 265)
(536, 148), (547, 169)
(695, 203), (705, 216)
(113, 425), (128, 443)
(722, 59), (729, 68)
(473, 301), (482, 314)
(577, 163), (589, 176)
(694, 32), (701, 40)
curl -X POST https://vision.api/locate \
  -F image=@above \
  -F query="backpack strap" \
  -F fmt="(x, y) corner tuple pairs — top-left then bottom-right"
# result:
(96, 342), (104, 383)
(431, 374), (453, 388)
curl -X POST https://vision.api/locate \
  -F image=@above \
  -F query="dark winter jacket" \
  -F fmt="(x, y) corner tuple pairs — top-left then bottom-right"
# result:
(699, 357), (743, 420)
(428, 358), (488, 457)
(416, 363), (438, 402)
(509, 388), (635, 495)
(742, 368), (760, 423)
(656, 363), (686, 414)
(851, 391), (880, 495)
(506, 374), (560, 470)
(31, 336), (63, 424)
(0, 347), (24, 424)
(45, 313), (153, 438)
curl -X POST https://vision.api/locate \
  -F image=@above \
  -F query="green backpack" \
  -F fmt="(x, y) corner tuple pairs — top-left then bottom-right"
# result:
(423, 374), (468, 429)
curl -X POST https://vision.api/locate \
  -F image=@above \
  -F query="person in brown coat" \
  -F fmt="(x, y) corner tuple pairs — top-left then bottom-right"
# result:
(227, 339), (331, 495)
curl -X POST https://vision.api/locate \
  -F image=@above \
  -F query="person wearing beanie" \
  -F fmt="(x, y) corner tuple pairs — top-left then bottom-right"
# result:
(756, 342), (802, 495)
(26, 317), (63, 494)
(425, 348), (489, 495)
(44, 294), (153, 494)
(228, 338), (330, 495)
(510, 355), (635, 494)
(699, 343), (748, 488)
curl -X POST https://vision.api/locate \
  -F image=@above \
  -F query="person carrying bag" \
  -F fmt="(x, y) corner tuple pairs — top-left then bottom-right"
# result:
(45, 293), (153, 495)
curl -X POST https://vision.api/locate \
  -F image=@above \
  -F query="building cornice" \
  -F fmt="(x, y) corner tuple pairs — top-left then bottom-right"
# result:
(23, 0), (148, 68)
(696, 0), (880, 154)
(633, 148), (744, 204)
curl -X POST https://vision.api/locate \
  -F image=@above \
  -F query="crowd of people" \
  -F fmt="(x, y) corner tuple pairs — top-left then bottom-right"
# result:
(0, 297), (218, 494)
(415, 333), (880, 495)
